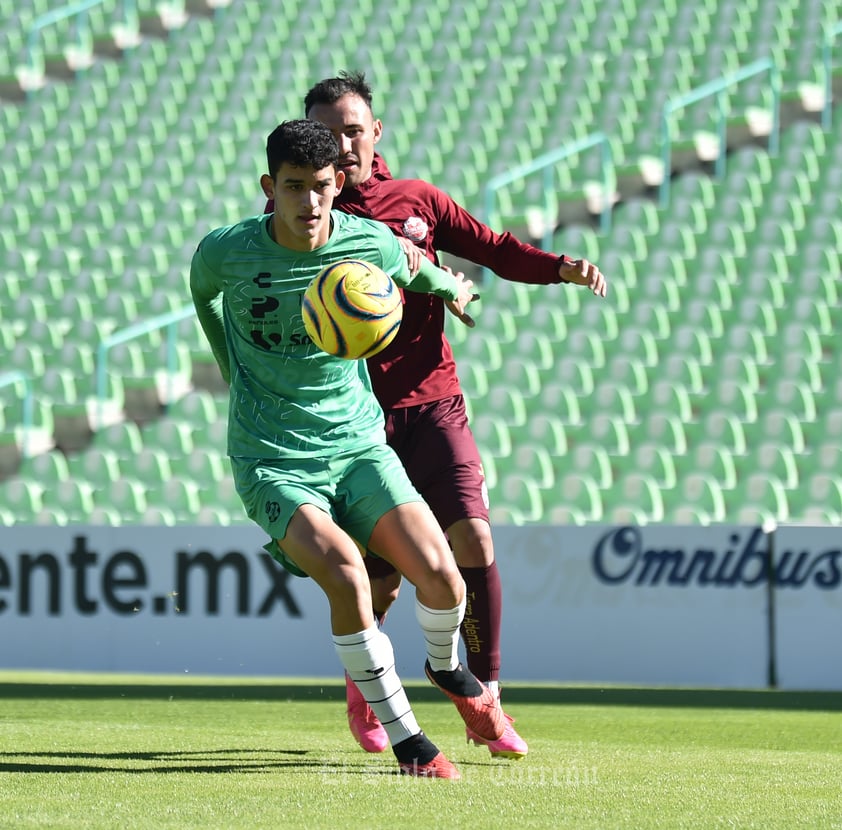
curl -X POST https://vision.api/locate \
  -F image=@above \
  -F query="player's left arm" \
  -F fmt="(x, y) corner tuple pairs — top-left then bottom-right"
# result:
(433, 187), (608, 297)
(397, 257), (477, 328)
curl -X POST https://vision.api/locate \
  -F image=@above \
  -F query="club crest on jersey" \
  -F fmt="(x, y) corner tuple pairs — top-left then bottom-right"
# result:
(402, 217), (428, 243)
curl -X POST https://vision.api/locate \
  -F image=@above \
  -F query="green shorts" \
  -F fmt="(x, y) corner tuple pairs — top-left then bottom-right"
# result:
(231, 444), (423, 577)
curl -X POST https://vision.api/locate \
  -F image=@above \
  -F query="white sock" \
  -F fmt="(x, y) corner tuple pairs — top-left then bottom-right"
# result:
(333, 626), (420, 745)
(415, 593), (466, 672)
(485, 680), (500, 699)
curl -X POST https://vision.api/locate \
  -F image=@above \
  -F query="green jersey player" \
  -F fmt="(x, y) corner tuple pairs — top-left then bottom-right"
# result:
(190, 119), (503, 779)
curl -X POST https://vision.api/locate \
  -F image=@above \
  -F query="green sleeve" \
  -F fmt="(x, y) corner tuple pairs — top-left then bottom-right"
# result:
(189, 242), (230, 384)
(395, 256), (460, 301)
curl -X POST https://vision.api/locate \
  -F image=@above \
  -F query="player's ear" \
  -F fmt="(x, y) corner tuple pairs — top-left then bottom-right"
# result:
(334, 169), (346, 193)
(260, 174), (274, 199)
(372, 118), (383, 144)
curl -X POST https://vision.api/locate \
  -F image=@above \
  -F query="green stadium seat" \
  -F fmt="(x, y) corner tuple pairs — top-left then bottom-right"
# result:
(509, 443), (555, 490)
(471, 413), (512, 459)
(636, 411), (686, 461)
(93, 421), (144, 459)
(753, 443), (800, 489)
(741, 474), (790, 522)
(676, 473), (727, 523)
(592, 381), (637, 423)
(513, 412), (568, 457)
(56, 479), (96, 519)
(497, 474), (544, 523)
(22, 450), (71, 484)
(143, 418), (195, 455)
(689, 443), (738, 490)
(457, 362), (489, 400)
(631, 301), (673, 343)
(587, 413), (631, 456)
(557, 473), (603, 522)
(2, 478), (45, 517)
(540, 382), (583, 426)
(455, 333), (503, 372)
(171, 450), (229, 489)
(569, 443), (614, 489)
(613, 473), (666, 523)
(617, 327), (658, 367)
(661, 354), (705, 396)
(649, 380), (693, 422)
(552, 358), (594, 397)
(529, 306), (568, 342)
(632, 443), (678, 489)
(130, 447), (173, 482)
(485, 385), (528, 428)
(544, 504), (588, 526)
(770, 380), (817, 423)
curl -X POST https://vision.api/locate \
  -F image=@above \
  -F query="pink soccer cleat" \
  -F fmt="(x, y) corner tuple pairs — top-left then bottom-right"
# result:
(466, 710), (528, 759)
(424, 661), (506, 742)
(345, 673), (389, 753)
(398, 751), (461, 779)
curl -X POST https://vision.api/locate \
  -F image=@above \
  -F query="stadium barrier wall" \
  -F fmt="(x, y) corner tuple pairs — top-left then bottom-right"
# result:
(1, 524), (839, 689)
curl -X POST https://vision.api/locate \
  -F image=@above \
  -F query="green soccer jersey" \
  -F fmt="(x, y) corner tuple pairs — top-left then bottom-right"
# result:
(190, 210), (459, 460)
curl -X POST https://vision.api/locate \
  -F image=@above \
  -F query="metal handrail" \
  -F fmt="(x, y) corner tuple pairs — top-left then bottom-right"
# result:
(659, 58), (781, 206)
(95, 304), (196, 424)
(481, 132), (614, 280)
(24, 0), (112, 77)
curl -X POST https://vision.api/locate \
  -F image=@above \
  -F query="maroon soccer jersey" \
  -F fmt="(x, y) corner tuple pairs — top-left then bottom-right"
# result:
(266, 154), (571, 410)
(337, 155), (574, 409)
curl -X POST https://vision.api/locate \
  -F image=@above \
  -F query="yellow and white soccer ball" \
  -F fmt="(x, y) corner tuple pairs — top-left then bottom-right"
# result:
(302, 259), (403, 359)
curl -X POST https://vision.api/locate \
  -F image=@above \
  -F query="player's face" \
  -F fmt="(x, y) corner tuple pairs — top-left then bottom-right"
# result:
(260, 164), (345, 251)
(307, 94), (382, 188)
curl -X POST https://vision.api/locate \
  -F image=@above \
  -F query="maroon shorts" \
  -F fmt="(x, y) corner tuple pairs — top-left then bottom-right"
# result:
(366, 395), (490, 579)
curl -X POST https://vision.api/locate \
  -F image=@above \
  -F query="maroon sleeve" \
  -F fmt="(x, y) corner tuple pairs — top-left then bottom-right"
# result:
(429, 188), (573, 286)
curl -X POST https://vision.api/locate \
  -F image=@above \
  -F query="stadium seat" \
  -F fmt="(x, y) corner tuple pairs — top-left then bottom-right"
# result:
(56, 480), (96, 520)
(557, 473), (603, 522)
(632, 443), (678, 489)
(675, 474), (727, 523)
(539, 382), (583, 426)
(497, 474), (544, 523)
(613, 472), (666, 523)
(2, 478), (45, 517)
(569, 443), (614, 489)
(22, 450), (71, 485)
(471, 413), (512, 459)
(509, 442), (555, 490)
(741, 474), (790, 522)
(510, 412), (568, 457)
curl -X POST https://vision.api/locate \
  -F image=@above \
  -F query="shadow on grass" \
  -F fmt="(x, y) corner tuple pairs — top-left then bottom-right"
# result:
(0, 682), (840, 711)
(0, 747), (399, 776)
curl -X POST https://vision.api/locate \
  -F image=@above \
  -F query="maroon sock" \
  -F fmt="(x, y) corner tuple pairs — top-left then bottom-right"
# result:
(458, 563), (502, 683)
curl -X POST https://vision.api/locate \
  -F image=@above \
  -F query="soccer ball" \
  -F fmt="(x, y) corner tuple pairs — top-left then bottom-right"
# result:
(302, 259), (403, 359)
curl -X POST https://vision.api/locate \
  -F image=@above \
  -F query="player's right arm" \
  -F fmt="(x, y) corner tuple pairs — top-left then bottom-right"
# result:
(190, 238), (231, 384)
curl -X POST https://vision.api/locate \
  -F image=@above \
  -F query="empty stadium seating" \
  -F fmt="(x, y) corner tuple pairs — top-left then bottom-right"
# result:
(0, 0), (840, 527)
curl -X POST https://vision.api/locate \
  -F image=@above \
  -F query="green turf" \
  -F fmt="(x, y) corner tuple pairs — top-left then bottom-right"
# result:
(1, 672), (840, 829)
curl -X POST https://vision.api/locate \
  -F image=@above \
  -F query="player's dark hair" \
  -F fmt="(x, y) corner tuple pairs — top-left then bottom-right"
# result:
(265, 119), (339, 179)
(304, 70), (374, 115)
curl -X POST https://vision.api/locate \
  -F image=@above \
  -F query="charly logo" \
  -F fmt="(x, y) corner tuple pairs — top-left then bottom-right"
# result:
(402, 216), (428, 243)
(592, 526), (842, 589)
(265, 501), (281, 523)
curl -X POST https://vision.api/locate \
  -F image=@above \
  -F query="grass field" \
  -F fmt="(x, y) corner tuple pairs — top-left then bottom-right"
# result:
(1, 672), (841, 829)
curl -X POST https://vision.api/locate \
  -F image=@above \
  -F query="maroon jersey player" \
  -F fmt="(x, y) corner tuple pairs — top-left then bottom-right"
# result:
(267, 71), (607, 759)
